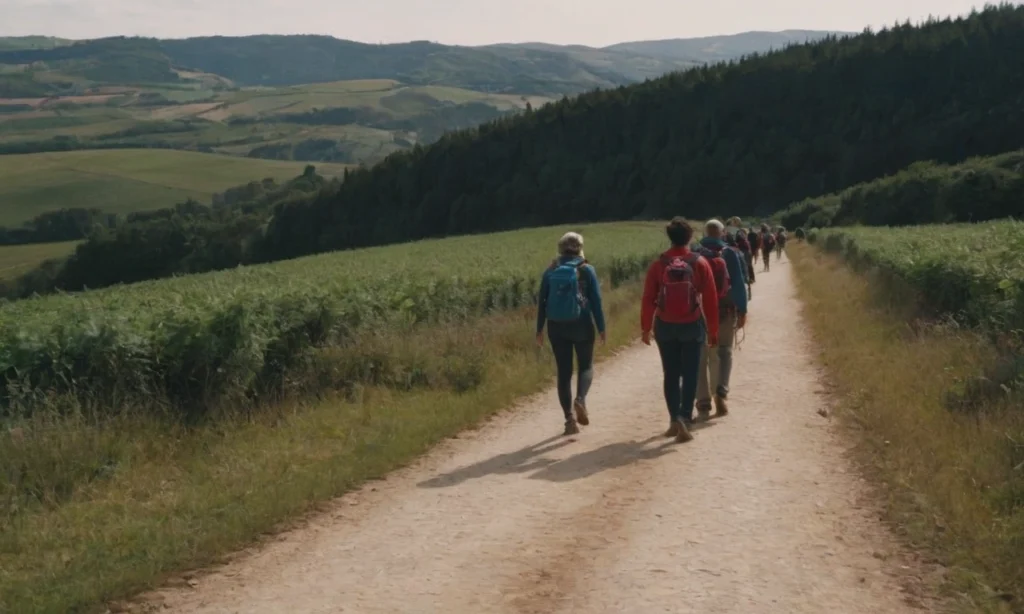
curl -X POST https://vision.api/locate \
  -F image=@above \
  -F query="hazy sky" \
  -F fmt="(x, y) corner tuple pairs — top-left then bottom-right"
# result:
(2, 0), (995, 46)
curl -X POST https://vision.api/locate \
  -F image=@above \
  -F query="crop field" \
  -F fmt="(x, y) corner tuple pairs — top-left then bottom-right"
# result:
(0, 149), (349, 225)
(0, 221), (664, 418)
(809, 221), (1024, 329)
(0, 240), (78, 282)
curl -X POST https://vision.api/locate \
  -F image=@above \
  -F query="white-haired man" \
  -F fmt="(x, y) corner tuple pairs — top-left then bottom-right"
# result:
(693, 219), (748, 419)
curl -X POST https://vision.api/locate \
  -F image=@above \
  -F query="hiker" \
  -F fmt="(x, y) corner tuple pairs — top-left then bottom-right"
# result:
(641, 218), (720, 443)
(536, 232), (607, 436)
(748, 227), (762, 265)
(776, 227), (788, 261)
(734, 228), (755, 288)
(760, 224), (776, 272)
(695, 219), (748, 420)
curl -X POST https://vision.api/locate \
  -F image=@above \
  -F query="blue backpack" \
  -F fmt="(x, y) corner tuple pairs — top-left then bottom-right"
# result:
(545, 259), (588, 322)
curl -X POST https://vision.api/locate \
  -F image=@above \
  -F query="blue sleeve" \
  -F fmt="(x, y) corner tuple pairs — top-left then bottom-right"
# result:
(585, 265), (606, 334)
(725, 249), (748, 314)
(536, 270), (549, 334)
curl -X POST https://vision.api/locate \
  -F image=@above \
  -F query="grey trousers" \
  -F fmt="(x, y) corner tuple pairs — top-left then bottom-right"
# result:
(697, 308), (738, 406)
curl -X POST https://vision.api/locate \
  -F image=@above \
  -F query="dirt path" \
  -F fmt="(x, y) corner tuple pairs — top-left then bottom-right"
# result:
(154, 257), (937, 613)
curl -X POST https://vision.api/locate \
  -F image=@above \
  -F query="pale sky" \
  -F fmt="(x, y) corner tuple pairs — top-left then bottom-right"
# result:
(0, 0), (997, 47)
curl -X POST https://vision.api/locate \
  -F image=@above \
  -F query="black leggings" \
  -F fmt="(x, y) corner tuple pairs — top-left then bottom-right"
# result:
(548, 322), (595, 420)
(654, 335), (703, 423)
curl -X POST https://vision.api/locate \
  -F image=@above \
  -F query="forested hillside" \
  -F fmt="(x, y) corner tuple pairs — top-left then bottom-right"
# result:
(260, 6), (1024, 260)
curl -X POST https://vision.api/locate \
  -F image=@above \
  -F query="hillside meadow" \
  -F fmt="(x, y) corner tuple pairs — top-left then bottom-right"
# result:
(0, 240), (78, 282)
(0, 220), (667, 613)
(0, 149), (348, 225)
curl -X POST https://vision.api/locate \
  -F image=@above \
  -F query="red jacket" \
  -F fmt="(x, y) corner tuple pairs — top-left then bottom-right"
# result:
(641, 246), (720, 342)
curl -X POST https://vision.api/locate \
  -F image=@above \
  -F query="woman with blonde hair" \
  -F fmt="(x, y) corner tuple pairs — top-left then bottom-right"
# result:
(537, 231), (607, 435)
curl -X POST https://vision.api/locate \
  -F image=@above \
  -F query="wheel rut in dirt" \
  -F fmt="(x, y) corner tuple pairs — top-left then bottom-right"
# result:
(152, 258), (939, 614)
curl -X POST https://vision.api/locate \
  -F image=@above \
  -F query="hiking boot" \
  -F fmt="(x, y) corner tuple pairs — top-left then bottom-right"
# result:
(714, 395), (729, 417)
(663, 420), (681, 438)
(563, 419), (580, 436)
(573, 398), (590, 426)
(674, 419), (694, 443)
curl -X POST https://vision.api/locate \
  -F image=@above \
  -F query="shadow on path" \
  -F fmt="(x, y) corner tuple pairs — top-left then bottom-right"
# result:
(418, 435), (570, 488)
(528, 435), (676, 483)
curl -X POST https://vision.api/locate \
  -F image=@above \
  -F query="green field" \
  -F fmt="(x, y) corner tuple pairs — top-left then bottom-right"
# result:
(0, 221), (662, 417)
(809, 221), (1024, 329)
(0, 77), (547, 166)
(0, 240), (78, 281)
(0, 149), (349, 226)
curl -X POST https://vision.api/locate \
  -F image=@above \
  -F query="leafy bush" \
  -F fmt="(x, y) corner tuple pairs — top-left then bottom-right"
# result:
(776, 151), (1024, 228)
(808, 222), (1024, 332)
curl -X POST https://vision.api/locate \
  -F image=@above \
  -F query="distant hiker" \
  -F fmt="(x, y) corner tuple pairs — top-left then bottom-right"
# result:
(748, 228), (762, 265)
(641, 218), (720, 443)
(695, 219), (748, 420)
(760, 224), (776, 272)
(537, 232), (607, 436)
(775, 227), (788, 260)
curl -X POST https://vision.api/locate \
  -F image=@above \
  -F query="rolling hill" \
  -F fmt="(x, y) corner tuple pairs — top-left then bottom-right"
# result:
(258, 5), (1024, 260)
(0, 30), (843, 97)
(0, 30), (840, 167)
(0, 149), (348, 225)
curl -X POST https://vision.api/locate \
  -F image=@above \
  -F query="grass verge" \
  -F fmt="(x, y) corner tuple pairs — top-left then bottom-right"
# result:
(789, 243), (1024, 613)
(0, 280), (643, 614)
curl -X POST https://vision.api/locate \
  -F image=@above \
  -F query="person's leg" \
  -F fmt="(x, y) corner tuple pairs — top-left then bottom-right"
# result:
(695, 342), (713, 417)
(679, 341), (703, 425)
(715, 309), (737, 415)
(655, 336), (683, 421)
(547, 329), (575, 423)
(572, 336), (595, 425)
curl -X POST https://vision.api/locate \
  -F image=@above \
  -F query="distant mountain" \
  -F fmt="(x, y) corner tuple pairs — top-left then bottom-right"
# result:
(483, 43), (700, 83)
(605, 30), (850, 62)
(0, 30), (845, 97)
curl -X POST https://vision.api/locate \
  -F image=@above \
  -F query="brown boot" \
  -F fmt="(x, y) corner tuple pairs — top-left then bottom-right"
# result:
(674, 419), (694, 443)
(714, 395), (729, 417)
(573, 398), (590, 426)
(663, 420), (681, 438)
(564, 419), (580, 436)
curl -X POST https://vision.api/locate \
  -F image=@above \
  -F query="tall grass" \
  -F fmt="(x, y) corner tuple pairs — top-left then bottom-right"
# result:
(790, 242), (1024, 612)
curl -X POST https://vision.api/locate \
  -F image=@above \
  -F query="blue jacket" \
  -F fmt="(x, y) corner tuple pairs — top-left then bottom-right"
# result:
(536, 257), (606, 334)
(697, 237), (749, 315)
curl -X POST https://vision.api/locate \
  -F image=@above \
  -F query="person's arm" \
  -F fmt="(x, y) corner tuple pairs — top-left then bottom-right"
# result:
(696, 258), (720, 344)
(585, 265), (606, 335)
(724, 249), (748, 314)
(536, 270), (549, 335)
(640, 259), (661, 335)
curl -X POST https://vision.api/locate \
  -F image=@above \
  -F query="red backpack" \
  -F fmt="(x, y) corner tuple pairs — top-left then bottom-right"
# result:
(698, 245), (733, 303)
(657, 253), (703, 323)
